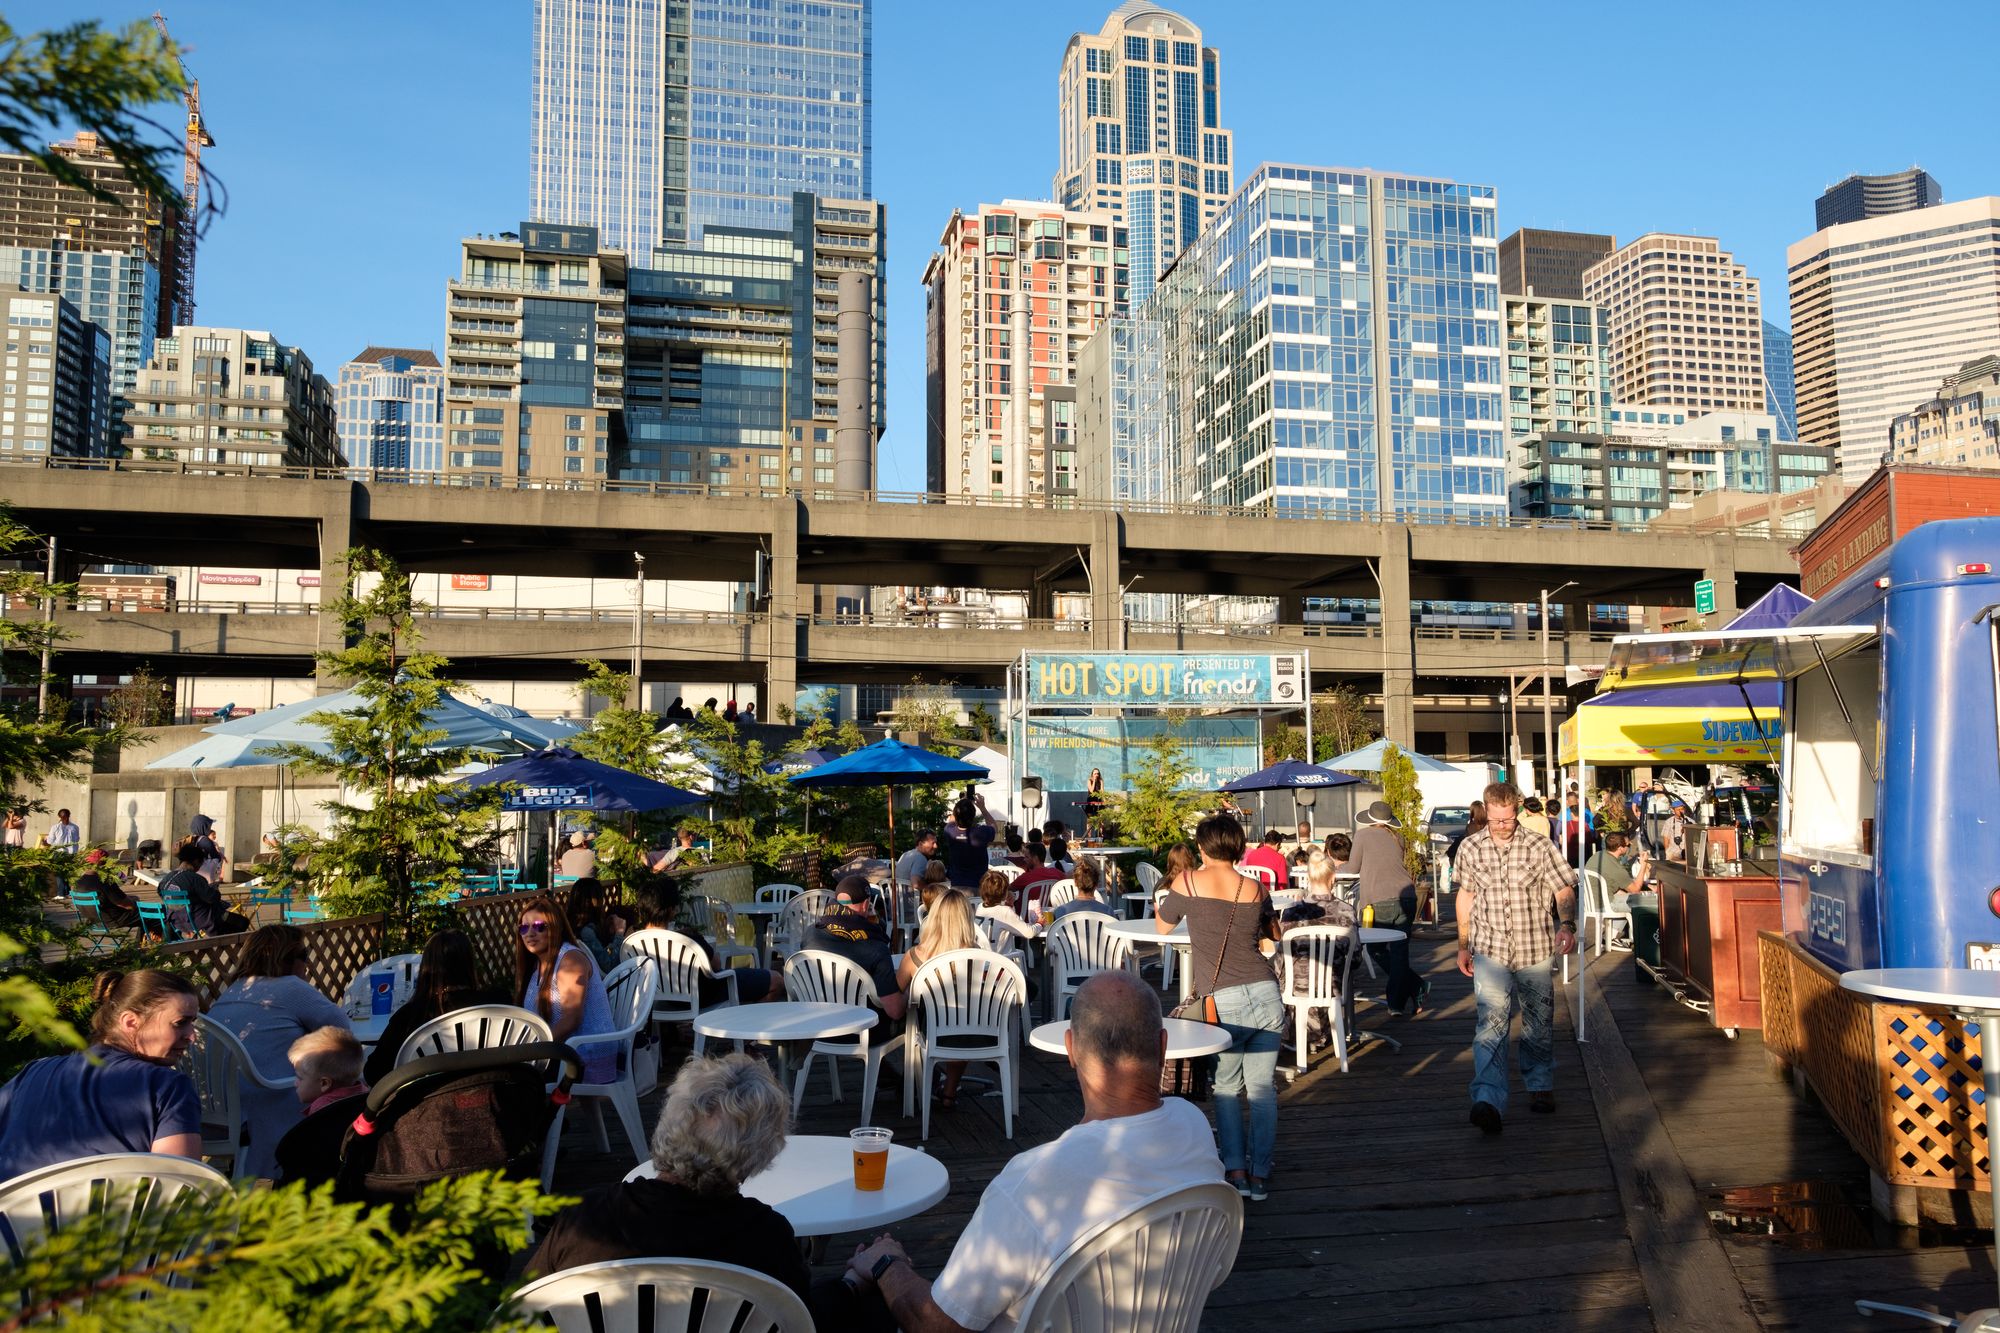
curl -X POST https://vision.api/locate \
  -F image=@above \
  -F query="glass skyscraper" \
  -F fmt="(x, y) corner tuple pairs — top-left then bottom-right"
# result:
(1761, 320), (1798, 442)
(337, 348), (445, 470)
(530, 0), (870, 253)
(1091, 164), (1505, 519)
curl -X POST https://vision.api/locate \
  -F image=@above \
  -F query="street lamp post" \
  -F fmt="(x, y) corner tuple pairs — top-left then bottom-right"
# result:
(631, 551), (646, 710)
(1539, 580), (1577, 799)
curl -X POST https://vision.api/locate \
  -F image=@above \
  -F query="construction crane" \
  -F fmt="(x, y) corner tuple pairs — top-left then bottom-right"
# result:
(150, 11), (212, 325)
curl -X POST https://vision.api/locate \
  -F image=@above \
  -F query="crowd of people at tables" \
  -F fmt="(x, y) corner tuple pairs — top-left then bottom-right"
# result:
(0, 793), (1495, 1326)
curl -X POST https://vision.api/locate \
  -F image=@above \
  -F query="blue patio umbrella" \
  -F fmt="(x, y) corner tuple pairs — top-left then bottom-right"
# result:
(1218, 760), (1362, 794)
(788, 738), (989, 859)
(146, 687), (560, 770)
(1221, 760), (1361, 833)
(456, 747), (704, 813)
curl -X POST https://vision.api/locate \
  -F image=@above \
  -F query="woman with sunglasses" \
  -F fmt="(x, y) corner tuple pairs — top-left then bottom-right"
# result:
(515, 894), (616, 1083)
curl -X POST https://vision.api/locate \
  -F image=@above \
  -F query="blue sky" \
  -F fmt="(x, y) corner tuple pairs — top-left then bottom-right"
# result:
(18, 2), (1992, 492)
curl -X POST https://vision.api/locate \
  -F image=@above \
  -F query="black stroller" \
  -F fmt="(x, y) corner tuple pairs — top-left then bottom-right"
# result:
(333, 1041), (582, 1207)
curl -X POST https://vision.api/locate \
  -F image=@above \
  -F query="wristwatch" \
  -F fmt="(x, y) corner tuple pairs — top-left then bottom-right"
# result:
(871, 1252), (903, 1283)
(1558, 920), (1576, 932)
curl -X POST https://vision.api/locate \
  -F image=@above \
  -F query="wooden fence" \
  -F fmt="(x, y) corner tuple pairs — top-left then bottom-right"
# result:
(165, 863), (769, 1005)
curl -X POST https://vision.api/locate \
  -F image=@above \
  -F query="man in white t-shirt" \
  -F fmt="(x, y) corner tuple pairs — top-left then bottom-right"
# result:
(842, 969), (1225, 1331)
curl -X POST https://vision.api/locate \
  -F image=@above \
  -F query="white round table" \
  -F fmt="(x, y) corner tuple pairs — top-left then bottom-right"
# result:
(734, 899), (792, 967)
(348, 1014), (389, 1048)
(1841, 969), (2000, 1330)
(625, 1134), (949, 1237)
(1029, 1017), (1231, 1058)
(694, 1002), (876, 1052)
(1107, 919), (1192, 998)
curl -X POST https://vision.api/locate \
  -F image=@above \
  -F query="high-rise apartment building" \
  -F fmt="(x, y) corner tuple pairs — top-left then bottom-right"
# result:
(1762, 320), (1799, 441)
(336, 348), (444, 470)
(622, 192), (885, 492)
(0, 132), (186, 448)
(1890, 356), (2000, 467)
(1503, 294), (1612, 444)
(1514, 409), (1833, 526)
(1815, 167), (1942, 230)
(1789, 196), (2000, 476)
(923, 201), (1128, 500)
(443, 223), (626, 484)
(1082, 164), (1504, 518)
(1499, 228), (1615, 300)
(529, 0), (870, 253)
(0, 288), (111, 461)
(123, 326), (340, 468)
(1052, 4), (1232, 304)
(1583, 233), (1766, 416)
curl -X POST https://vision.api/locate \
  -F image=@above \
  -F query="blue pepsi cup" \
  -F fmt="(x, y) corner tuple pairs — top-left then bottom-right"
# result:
(370, 970), (394, 1016)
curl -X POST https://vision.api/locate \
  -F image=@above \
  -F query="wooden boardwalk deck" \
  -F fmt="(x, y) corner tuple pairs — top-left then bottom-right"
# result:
(551, 935), (1993, 1331)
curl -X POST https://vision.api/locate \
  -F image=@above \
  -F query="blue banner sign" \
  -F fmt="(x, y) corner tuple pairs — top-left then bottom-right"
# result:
(1025, 717), (1261, 791)
(1026, 653), (1305, 707)
(512, 783), (596, 809)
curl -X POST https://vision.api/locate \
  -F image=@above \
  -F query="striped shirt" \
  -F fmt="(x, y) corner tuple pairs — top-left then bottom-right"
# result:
(1457, 827), (1578, 969)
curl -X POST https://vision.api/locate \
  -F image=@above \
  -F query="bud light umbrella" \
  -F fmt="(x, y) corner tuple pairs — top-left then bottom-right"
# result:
(457, 747), (706, 886)
(787, 738), (989, 861)
(1219, 759), (1362, 831)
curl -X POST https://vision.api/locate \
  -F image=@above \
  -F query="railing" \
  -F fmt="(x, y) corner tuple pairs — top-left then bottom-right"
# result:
(64, 600), (765, 627)
(4, 456), (1792, 539)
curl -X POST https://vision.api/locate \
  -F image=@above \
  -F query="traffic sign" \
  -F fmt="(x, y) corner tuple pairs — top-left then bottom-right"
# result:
(1694, 579), (1716, 615)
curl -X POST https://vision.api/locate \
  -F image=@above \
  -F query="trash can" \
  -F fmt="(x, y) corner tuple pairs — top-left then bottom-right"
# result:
(1629, 892), (1660, 977)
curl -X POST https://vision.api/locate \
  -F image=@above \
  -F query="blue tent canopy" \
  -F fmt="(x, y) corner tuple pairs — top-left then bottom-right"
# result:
(1724, 584), (1814, 631)
(763, 747), (843, 777)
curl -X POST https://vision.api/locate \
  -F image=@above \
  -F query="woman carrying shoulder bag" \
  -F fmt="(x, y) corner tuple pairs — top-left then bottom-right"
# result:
(1156, 812), (1281, 1203)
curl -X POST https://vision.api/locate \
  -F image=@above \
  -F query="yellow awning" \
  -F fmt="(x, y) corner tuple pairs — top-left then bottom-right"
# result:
(1560, 701), (1783, 767)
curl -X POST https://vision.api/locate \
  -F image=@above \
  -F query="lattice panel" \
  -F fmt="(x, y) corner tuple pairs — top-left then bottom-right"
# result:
(1787, 944), (1884, 1166)
(163, 913), (385, 1006)
(455, 891), (543, 996)
(1878, 1006), (1990, 1191)
(1757, 933), (1799, 1065)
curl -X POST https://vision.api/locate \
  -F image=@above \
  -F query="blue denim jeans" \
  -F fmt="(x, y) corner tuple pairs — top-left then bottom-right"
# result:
(1210, 979), (1282, 1177)
(1469, 953), (1555, 1116)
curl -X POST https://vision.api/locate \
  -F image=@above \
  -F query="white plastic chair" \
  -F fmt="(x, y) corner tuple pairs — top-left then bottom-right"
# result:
(1022, 876), (1072, 914)
(988, 862), (1024, 883)
(622, 927), (738, 1035)
(769, 888), (835, 961)
(1241, 863), (1278, 890)
(755, 883), (805, 904)
(1134, 862), (1162, 895)
(395, 1003), (554, 1065)
(563, 955), (659, 1163)
(903, 948), (1026, 1141)
(1046, 912), (1134, 1020)
(509, 1257), (813, 1333)
(1280, 924), (1359, 1073)
(682, 894), (757, 970)
(1013, 1181), (1244, 1333)
(1043, 879), (1081, 912)
(975, 913), (1031, 975)
(342, 952), (422, 1013)
(1580, 868), (1633, 955)
(0, 1152), (231, 1278)
(783, 949), (893, 1126)
(178, 1012), (296, 1181)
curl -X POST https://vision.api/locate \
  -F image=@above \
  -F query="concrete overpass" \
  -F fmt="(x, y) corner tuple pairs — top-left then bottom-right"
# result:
(4, 460), (1799, 740)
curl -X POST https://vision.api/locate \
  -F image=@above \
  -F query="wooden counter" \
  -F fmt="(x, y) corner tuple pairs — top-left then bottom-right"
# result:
(1656, 863), (1782, 1032)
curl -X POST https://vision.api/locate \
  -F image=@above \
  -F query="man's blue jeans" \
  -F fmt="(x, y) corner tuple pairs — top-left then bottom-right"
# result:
(1469, 953), (1555, 1116)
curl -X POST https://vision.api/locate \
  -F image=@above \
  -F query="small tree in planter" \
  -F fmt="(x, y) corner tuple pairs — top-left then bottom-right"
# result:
(1108, 728), (1213, 864)
(1378, 742), (1427, 880)
(270, 550), (503, 946)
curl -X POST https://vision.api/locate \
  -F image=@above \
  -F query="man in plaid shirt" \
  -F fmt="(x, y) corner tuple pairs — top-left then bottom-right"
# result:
(1455, 781), (1578, 1134)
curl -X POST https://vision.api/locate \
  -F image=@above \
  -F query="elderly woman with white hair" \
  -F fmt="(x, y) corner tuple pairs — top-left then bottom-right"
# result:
(525, 1053), (810, 1302)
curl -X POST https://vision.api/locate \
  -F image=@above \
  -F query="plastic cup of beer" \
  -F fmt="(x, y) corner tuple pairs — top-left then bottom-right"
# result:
(850, 1127), (892, 1191)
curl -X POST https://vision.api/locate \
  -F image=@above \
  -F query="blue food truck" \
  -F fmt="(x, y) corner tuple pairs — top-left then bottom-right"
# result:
(1602, 517), (2000, 973)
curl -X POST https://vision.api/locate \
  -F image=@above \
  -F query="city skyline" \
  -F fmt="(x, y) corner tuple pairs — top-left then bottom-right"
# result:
(7, 0), (1990, 491)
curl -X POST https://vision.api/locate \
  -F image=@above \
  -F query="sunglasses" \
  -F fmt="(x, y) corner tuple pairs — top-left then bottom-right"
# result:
(519, 920), (552, 936)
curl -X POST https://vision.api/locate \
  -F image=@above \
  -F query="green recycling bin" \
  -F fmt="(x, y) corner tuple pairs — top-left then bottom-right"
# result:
(1628, 892), (1660, 976)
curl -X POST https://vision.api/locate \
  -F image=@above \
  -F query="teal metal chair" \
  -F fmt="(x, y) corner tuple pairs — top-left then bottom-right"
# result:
(283, 901), (323, 924)
(137, 901), (179, 942)
(68, 890), (118, 952)
(246, 884), (290, 924)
